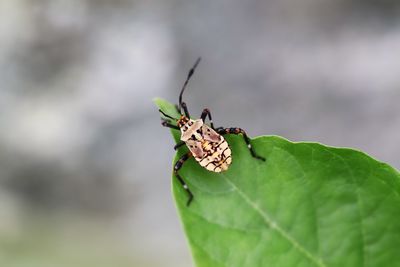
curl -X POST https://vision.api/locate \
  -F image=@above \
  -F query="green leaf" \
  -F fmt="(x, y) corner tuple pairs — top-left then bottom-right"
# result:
(155, 98), (400, 267)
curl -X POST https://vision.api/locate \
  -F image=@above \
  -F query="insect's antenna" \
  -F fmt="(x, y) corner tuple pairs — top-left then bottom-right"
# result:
(159, 109), (177, 121)
(178, 57), (201, 113)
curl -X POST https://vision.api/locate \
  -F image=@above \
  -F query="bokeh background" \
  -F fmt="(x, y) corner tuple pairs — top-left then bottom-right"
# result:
(0, 0), (399, 266)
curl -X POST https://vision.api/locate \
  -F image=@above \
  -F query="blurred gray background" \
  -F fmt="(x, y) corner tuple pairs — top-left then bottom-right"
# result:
(0, 0), (399, 266)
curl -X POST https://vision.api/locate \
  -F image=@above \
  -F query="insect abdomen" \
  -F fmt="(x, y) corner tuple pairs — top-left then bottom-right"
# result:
(195, 137), (232, 173)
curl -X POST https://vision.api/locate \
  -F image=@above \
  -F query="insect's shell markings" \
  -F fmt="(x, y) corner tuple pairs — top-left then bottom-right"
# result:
(179, 118), (232, 173)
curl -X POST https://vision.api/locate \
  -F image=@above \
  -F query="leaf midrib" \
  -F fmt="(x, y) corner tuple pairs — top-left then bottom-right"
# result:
(220, 173), (327, 267)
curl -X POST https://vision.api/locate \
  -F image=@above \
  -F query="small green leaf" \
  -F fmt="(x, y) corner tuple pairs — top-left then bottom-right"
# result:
(155, 98), (400, 267)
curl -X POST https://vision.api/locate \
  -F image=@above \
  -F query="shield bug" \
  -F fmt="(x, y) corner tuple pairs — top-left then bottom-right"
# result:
(159, 58), (265, 206)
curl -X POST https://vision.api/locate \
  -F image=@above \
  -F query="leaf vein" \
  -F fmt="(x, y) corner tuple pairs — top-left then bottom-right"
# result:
(221, 174), (327, 267)
(189, 209), (262, 234)
(325, 149), (366, 267)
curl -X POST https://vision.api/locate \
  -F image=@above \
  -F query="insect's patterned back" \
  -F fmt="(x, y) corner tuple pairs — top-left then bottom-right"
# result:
(180, 119), (232, 173)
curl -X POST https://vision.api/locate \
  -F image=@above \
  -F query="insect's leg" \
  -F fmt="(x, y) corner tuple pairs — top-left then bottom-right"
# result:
(174, 141), (185, 150)
(161, 120), (179, 130)
(159, 109), (177, 121)
(174, 152), (194, 206)
(218, 128), (266, 161)
(200, 108), (215, 129)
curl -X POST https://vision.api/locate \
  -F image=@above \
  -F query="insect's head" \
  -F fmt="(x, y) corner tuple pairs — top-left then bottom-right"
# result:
(159, 111), (190, 129)
(177, 115), (190, 128)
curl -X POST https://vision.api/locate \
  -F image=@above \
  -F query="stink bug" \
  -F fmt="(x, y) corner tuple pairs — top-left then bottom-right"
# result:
(159, 58), (265, 206)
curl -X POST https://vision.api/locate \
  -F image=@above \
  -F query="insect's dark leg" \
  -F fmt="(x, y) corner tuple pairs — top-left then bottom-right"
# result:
(218, 128), (266, 161)
(174, 152), (194, 206)
(161, 121), (179, 130)
(200, 108), (214, 129)
(159, 109), (177, 121)
(174, 141), (185, 150)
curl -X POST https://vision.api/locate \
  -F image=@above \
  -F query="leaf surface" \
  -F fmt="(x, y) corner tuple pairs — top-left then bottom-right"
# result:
(155, 98), (400, 267)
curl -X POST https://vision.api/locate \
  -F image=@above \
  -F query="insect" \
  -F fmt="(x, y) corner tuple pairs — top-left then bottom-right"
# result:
(159, 58), (265, 206)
